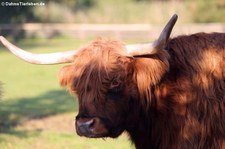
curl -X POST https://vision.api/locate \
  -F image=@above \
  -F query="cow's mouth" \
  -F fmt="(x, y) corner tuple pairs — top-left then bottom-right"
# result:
(75, 117), (123, 138)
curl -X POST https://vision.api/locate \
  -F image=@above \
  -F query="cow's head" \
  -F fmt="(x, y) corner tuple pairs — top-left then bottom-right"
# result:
(0, 15), (177, 138)
(59, 38), (139, 138)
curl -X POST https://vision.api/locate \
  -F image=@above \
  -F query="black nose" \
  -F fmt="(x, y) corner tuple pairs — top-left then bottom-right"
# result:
(76, 118), (95, 136)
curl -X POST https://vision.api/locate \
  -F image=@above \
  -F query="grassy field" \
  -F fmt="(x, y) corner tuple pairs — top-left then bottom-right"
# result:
(0, 37), (134, 149)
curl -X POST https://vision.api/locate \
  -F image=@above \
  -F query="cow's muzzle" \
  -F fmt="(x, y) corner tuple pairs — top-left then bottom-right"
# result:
(75, 117), (108, 138)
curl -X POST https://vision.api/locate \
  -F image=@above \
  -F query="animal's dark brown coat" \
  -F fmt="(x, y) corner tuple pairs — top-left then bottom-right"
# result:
(59, 33), (225, 149)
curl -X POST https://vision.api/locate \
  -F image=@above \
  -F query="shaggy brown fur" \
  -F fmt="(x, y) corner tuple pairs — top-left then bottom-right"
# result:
(59, 33), (225, 149)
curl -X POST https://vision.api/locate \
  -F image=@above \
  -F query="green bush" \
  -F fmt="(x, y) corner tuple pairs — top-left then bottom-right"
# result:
(192, 0), (225, 23)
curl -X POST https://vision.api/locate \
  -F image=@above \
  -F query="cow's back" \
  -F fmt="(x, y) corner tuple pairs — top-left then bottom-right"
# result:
(167, 33), (224, 78)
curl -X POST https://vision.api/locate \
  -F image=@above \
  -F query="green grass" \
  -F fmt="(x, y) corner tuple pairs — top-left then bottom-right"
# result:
(0, 129), (132, 149)
(0, 37), (134, 149)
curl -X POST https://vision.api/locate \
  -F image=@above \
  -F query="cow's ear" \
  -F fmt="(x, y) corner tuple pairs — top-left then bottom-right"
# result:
(58, 65), (75, 87)
(133, 50), (170, 106)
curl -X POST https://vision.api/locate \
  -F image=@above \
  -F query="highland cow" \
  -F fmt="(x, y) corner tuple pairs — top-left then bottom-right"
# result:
(1, 15), (224, 149)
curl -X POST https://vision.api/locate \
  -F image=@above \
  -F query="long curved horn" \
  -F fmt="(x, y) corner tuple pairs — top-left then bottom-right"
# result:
(126, 14), (178, 56)
(0, 36), (78, 64)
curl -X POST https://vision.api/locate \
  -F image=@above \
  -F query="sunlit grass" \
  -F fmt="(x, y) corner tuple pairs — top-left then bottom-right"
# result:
(0, 37), (134, 149)
(0, 130), (132, 149)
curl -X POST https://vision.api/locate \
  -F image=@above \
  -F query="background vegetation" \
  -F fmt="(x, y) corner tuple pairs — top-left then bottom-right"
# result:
(0, 0), (224, 24)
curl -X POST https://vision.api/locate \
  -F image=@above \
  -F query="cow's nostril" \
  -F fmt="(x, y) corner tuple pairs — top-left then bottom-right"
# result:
(85, 119), (95, 128)
(77, 119), (94, 128)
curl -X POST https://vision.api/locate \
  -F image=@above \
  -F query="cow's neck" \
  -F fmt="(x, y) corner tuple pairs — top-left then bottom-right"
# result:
(125, 105), (156, 149)
(125, 86), (182, 149)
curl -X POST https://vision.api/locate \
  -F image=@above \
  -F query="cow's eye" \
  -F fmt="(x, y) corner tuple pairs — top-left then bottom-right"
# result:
(107, 76), (124, 99)
(110, 78), (120, 89)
